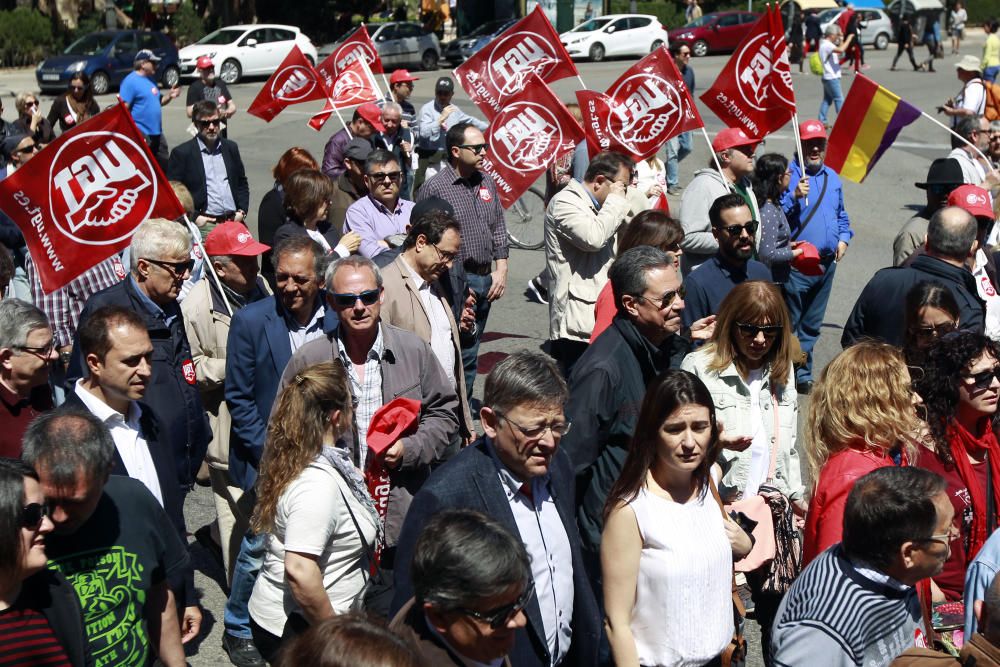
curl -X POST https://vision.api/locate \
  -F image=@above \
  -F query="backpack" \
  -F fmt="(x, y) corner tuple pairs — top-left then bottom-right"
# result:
(984, 79), (1000, 121)
(809, 51), (823, 75)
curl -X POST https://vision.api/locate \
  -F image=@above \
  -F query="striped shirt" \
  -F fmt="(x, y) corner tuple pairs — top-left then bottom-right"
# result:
(0, 605), (72, 667)
(25, 255), (125, 347)
(337, 327), (385, 469)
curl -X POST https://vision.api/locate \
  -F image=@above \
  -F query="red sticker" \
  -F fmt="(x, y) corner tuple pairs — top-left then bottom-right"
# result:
(182, 359), (196, 385)
(63, 114), (75, 126)
(479, 186), (492, 202)
(217, 95), (227, 105)
(192, 244), (203, 260)
(111, 256), (126, 280)
(983, 274), (997, 297)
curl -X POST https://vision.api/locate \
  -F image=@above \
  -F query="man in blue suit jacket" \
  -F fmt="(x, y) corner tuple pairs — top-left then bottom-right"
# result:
(392, 351), (601, 667)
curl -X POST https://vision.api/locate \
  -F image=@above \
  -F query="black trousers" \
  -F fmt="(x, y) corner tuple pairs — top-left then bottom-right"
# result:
(249, 613), (309, 664)
(893, 42), (919, 69)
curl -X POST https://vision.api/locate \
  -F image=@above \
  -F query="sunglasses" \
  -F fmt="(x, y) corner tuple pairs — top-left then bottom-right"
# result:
(196, 118), (221, 128)
(15, 143), (38, 155)
(912, 322), (957, 340)
(963, 366), (1000, 390)
(458, 143), (489, 155)
(736, 322), (783, 338)
(367, 170), (401, 182)
(21, 502), (49, 530)
(143, 258), (195, 276)
(719, 221), (759, 237)
(457, 580), (535, 629)
(635, 285), (686, 310)
(331, 288), (381, 308)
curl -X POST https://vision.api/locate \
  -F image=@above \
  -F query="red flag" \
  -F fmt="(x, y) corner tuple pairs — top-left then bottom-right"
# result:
(0, 103), (184, 293)
(652, 191), (670, 213)
(247, 46), (330, 122)
(479, 73), (584, 209)
(307, 58), (380, 131)
(700, 5), (796, 138)
(576, 46), (703, 161)
(317, 25), (384, 92)
(454, 4), (578, 119)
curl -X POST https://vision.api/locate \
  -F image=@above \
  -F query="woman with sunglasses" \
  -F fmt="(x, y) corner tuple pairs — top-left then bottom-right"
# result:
(902, 281), (960, 369)
(913, 331), (1000, 601)
(0, 457), (92, 667)
(752, 153), (803, 284)
(12, 92), (54, 148)
(603, 370), (752, 667)
(249, 362), (379, 662)
(272, 169), (361, 262)
(803, 341), (922, 565)
(46, 73), (100, 135)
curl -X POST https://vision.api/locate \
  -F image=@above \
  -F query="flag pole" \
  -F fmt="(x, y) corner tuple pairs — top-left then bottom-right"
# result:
(919, 110), (994, 169)
(791, 112), (809, 207)
(576, 75), (588, 90)
(700, 126), (734, 192)
(359, 22), (391, 93)
(359, 55), (384, 100)
(182, 214), (232, 317)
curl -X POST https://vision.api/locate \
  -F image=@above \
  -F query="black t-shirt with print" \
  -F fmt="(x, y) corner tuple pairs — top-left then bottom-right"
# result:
(45, 475), (189, 667)
(186, 80), (233, 108)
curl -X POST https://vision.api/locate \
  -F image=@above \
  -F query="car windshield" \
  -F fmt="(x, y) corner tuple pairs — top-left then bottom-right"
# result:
(196, 28), (246, 46)
(63, 34), (115, 55)
(466, 19), (512, 37)
(571, 18), (612, 32)
(683, 15), (714, 28)
(817, 9), (842, 23)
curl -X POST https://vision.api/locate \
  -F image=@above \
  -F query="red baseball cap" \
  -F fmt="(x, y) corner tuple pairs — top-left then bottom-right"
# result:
(196, 56), (214, 70)
(366, 398), (420, 456)
(357, 102), (386, 132)
(949, 184), (994, 219)
(712, 127), (760, 152)
(204, 221), (270, 256)
(390, 69), (419, 84)
(799, 119), (827, 141)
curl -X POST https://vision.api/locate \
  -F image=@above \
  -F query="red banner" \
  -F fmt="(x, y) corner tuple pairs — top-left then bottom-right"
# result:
(700, 5), (795, 138)
(0, 103), (184, 293)
(576, 46), (703, 161)
(317, 25), (384, 92)
(307, 58), (380, 131)
(480, 73), (584, 209)
(454, 4), (578, 119)
(247, 46), (330, 122)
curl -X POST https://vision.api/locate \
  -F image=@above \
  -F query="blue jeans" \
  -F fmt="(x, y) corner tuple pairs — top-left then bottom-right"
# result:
(224, 531), (266, 639)
(819, 78), (844, 124)
(461, 272), (493, 402)
(664, 132), (693, 188)
(783, 257), (837, 383)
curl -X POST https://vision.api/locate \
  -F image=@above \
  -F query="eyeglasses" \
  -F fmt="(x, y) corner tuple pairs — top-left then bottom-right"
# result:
(16, 340), (56, 359)
(497, 412), (571, 439)
(196, 118), (221, 128)
(718, 221), (759, 237)
(736, 322), (783, 339)
(912, 322), (957, 340)
(143, 258), (195, 277)
(367, 170), (401, 182)
(457, 581), (535, 629)
(458, 143), (489, 155)
(635, 285), (686, 310)
(922, 523), (960, 546)
(962, 366), (1000, 390)
(431, 243), (458, 262)
(331, 288), (381, 308)
(21, 502), (49, 530)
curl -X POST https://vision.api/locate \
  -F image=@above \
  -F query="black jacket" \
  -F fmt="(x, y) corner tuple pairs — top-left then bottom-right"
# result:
(166, 136), (250, 216)
(561, 316), (690, 556)
(841, 253), (985, 348)
(19, 568), (94, 667)
(67, 277), (211, 488)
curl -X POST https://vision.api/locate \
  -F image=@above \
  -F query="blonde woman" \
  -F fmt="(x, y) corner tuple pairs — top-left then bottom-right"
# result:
(803, 342), (921, 565)
(248, 362), (379, 662)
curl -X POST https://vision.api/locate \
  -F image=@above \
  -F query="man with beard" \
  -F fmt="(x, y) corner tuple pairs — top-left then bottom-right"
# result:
(682, 194), (772, 326)
(186, 57), (236, 137)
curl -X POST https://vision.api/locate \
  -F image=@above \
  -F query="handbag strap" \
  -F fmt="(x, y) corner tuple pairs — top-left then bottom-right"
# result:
(708, 477), (747, 618)
(335, 483), (380, 582)
(766, 385), (780, 483)
(790, 171), (828, 241)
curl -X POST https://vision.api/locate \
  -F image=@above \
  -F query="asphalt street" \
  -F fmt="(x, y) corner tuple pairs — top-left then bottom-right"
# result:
(0, 30), (981, 665)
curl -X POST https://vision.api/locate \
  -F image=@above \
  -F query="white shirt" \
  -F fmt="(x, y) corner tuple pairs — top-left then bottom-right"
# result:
(400, 257), (456, 386)
(286, 303), (327, 353)
(819, 39), (841, 80)
(972, 248), (1000, 341)
(744, 368), (769, 498)
(956, 79), (987, 121)
(949, 147), (989, 186)
(73, 380), (163, 506)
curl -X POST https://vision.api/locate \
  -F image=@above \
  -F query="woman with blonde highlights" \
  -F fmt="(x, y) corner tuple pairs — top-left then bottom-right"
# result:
(803, 341), (922, 565)
(248, 362), (379, 662)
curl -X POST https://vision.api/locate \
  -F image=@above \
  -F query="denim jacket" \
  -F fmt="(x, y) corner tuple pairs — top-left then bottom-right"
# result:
(681, 346), (804, 502)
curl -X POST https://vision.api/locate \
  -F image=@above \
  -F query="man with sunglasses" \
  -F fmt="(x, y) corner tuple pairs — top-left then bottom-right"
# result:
(0, 98), (16, 170)
(392, 351), (601, 667)
(682, 194), (772, 328)
(0, 132), (38, 178)
(343, 149), (415, 258)
(0, 299), (56, 458)
(893, 158), (964, 266)
(167, 100), (250, 233)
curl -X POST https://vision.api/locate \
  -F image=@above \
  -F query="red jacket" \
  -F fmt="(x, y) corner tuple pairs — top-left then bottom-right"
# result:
(804, 445), (904, 565)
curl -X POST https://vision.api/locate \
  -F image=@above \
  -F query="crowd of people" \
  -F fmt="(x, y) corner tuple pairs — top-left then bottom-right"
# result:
(4, 34), (1000, 667)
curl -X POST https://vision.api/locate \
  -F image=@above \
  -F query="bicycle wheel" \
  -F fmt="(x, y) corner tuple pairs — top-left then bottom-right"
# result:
(505, 186), (546, 250)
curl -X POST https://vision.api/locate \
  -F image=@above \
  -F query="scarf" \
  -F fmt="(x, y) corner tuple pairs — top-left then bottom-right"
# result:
(318, 445), (384, 549)
(947, 418), (1000, 562)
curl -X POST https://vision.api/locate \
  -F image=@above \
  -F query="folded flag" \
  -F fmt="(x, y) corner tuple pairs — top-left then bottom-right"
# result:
(825, 74), (921, 183)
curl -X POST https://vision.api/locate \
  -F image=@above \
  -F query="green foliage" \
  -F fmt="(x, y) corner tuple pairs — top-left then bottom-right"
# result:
(967, 0), (1000, 25)
(0, 7), (55, 67)
(172, 0), (206, 47)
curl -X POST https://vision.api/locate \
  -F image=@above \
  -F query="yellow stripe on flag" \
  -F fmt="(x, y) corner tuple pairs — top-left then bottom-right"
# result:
(839, 87), (901, 183)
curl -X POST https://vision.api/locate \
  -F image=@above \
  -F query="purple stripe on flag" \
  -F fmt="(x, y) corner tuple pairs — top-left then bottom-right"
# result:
(863, 98), (923, 182)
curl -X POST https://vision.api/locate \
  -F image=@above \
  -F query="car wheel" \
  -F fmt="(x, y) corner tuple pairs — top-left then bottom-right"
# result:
(220, 59), (242, 85)
(161, 65), (180, 89)
(91, 70), (110, 95)
(651, 39), (664, 52)
(589, 42), (605, 62)
(874, 32), (889, 50)
(692, 40), (709, 57)
(420, 49), (439, 71)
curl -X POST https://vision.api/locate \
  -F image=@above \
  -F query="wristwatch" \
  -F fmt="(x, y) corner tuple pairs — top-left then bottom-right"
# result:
(59, 350), (72, 367)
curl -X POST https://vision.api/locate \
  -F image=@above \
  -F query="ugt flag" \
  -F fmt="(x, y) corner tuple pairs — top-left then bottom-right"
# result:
(317, 25), (384, 91)
(247, 46), (330, 122)
(700, 4), (796, 138)
(307, 58), (380, 131)
(577, 46), (703, 161)
(455, 4), (578, 119)
(0, 103), (184, 293)
(480, 73), (584, 209)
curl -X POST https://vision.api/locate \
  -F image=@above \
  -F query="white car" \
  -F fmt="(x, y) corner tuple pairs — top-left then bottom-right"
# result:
(178, 24), (318, 84)
(560, 14), (669, 62)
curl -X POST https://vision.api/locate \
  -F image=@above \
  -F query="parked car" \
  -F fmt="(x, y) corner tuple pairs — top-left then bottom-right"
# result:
(318, 22), (441, 71)
(443, 18), (516, 65)
(668, 11), (762, 57)
(560, 14), (669, 62)
(818, 7), (894, 49)
(178, 24), (318, 85)
(36, 30), (179, 95)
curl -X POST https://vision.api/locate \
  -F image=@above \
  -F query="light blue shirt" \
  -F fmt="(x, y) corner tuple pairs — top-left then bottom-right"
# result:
(342, 195), (415, 258)
(415, 100), (489, 152)
(129, 274), (178, 327)
(197, 137), (236, 216)
(966, 528), (1000, 636)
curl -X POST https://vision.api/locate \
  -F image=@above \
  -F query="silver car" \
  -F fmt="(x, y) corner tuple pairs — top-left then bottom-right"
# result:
(319, 22), (441, 71)
(818, 8), (895, 50)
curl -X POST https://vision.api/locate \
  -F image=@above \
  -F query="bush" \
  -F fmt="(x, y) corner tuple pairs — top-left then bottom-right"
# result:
(172, 0), (206, 47)
(967, 0), (1000, 25)
(0, 7), (55, 68)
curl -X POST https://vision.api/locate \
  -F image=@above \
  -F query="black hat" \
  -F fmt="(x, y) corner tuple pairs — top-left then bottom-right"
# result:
(435, 76), (454, 93)
(344, 137), (374, 162)
(0, 133), (29, 161)
(411, 196), (455, 223)
(915, 158), (965, 189)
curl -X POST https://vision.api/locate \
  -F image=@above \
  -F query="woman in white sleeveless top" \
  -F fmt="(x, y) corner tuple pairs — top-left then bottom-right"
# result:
(602, 370), (752, 667)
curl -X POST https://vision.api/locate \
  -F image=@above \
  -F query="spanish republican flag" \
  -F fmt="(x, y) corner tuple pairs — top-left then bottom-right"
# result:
(826, 74), (921, 183)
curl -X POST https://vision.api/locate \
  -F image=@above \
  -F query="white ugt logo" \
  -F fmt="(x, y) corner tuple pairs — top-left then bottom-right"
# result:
(492, 37), (548, 93)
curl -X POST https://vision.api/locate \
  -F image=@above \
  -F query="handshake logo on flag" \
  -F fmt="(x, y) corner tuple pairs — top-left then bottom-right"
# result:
(493, 103), (560, 172)
(488, 33), (559, 96)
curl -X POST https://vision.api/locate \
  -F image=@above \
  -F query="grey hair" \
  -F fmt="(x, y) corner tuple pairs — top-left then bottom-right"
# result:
(954, 115), (982, 144)
(272, 236), (326, 279)
(824, 24), (842, 37)
(129, 218), (192, 271)
(381, 101), (403, 117)
(609, 246), (676, 316)
(928, 206), (977, 260)
(0, 299), (50, 350)
(22, 407), (115, 490)
(412, 509), (531, 610)
(709, 148), (734, 168)
(325, 255), (383, 291)
(483, 350), (568, 414)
